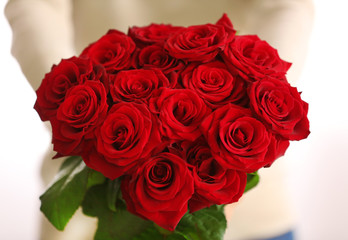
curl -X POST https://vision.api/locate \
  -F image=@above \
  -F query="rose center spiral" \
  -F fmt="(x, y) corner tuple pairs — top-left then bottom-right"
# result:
(149, 161), (172, 185)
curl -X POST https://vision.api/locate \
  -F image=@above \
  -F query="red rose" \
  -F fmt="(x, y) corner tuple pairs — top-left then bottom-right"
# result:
(181, 61), (248, 108)
(51, 81), (108, 156)
(80, 30), (136, 73)
(110, 69), (170, 103)
(128, 24), (184, 47)
(121, 152), (194, 231)
(222, 35), (291, 82)
(185, 139), (247, 213)
(137, 44), (184, 74)
(201, 104), (288, 172)
(150, 88), (210, 141)
(249, 77), (310, 140)
(216, 13), (236, 41)
(34, 57), (99, 121)
(165, 24), (228, 62)
(85, 102), (162, 179)
(87, 64), (110, 93)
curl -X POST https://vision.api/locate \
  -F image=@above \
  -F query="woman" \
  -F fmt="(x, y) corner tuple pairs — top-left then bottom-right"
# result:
(5, 1), (314, 239)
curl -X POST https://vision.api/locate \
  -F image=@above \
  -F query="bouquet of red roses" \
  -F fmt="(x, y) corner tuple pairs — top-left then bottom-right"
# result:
(35, 14), (309, 240)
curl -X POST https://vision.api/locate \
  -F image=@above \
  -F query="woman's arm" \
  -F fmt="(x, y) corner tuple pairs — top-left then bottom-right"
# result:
(5, 0), (75, 90)
(241, 0), (315, 85)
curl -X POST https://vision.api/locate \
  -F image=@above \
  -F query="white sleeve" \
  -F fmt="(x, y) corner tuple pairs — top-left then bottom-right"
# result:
(5, 0), (75, 90)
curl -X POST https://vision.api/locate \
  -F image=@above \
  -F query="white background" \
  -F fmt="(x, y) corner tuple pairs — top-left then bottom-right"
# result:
(1, 1), (348, 239)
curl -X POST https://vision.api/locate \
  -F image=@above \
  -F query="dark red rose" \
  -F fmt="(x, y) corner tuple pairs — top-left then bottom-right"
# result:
(87, 64), (110, 93)
(86, 102), (162, 179)
(121, 152), (194, 231)
(80, 29), (136, 73)
(128, 24), (184, 47)
(34, 57), (99, 121)
(166, 140), (189, 158)
(149, 88), (210, 141)
(81, 142), (127, 180)
(201, 104), (288, 172)
(249, 77), (310, 140)
(137, 44), (184, 74)
(185, 138), (247, 213)
(222, 35), (291, 82)
(51, 81), (108, 156)
(181, 61), (248, 108)
(165, 24), (228, 62)
(110, 69), (170, 103)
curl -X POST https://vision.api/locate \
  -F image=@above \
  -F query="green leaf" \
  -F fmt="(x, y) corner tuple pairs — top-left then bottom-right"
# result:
(175, 205), (227, 240)
(131, 226), (165, 240)
(107, 178), (121, 212)
(244, 171), (260, 193)
(82, 183), (156, 240)
(167, 233), (189, 240)
(88, 169), (106, 188)
(40, 156), (105, 230)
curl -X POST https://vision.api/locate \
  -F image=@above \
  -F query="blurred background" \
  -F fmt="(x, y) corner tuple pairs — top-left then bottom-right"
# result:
(1, 1), (347, 239)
